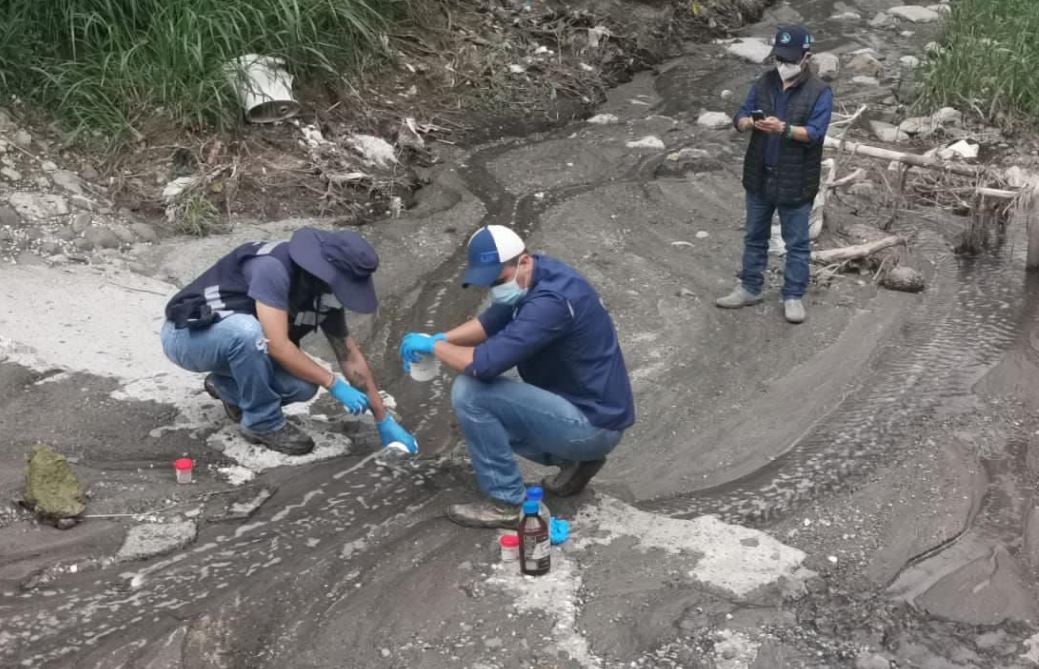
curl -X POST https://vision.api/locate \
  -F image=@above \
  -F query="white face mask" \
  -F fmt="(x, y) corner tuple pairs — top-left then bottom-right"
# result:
(777, 62), (802, 81)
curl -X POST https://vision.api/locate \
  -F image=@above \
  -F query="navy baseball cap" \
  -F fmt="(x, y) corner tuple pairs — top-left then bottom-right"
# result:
(462, 225), (526, 288)
(772, 25), (812, 62)
(289, 227), (379, 313)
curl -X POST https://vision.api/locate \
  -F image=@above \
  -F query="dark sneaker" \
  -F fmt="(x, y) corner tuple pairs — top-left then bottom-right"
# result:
(204, 374), (242, 423)
(542, 458), (607, 497)
(239, 422), (315, 456)
(446, 499), (550, 529)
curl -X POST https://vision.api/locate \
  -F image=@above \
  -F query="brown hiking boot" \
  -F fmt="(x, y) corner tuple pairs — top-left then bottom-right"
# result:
(239, 421), (314, 456)
(542, 458), (607, 497)
(446, 499), (551, 529)
(204, 374), (242, 423)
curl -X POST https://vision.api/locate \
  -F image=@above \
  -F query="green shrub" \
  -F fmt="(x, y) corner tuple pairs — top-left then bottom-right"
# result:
(0, 0), (409, 145)
(920, 0), (1039, 127)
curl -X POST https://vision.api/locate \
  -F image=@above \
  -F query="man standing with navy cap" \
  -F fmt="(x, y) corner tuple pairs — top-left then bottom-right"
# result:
(717, 25), (833, 324)
(398, 225), (635, 528)
(161, 227), (416, 456)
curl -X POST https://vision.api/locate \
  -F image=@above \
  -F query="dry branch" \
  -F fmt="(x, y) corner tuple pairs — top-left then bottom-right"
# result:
(823, 136), (980, 177)
(812, 235), (904, 264)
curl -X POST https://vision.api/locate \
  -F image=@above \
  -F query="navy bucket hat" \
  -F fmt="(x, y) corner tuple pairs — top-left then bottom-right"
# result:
(289, 227), (379, 313)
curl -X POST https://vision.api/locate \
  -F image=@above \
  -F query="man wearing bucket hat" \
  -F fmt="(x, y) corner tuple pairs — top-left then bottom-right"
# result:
(161, 227), (415, 456)
(398, 225), (635, 528)
(717, 24), (833, 324)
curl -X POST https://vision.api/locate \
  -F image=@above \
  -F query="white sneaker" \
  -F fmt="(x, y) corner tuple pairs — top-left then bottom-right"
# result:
(783, 299), (806, 324)
(715, 286), (764, 309)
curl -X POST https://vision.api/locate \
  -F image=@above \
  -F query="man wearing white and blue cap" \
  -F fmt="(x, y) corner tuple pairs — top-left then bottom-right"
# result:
(399, 225), (635, 528)
(161, 227), (416, 456)
(718, 24), (833, 324)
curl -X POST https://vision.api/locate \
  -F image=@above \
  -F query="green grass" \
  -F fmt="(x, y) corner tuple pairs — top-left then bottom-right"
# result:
(0, 0), (409, 147)
(920, 0), (1039, 127)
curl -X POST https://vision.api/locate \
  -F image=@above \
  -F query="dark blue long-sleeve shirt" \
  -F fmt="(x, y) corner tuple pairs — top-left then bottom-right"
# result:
(735, 77), (833, 166)
(468, 255), (636, 432)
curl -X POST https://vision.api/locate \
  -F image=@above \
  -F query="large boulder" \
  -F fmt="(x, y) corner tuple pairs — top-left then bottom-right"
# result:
(814, 52), (840, 81)
(24, 443), (86, 523)
(889, 5), (941, 23)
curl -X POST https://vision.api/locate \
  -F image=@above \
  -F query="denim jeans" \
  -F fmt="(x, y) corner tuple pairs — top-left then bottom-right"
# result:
(738, 189), (812, 299)
(451, 375), (624, 505)
(160, 314), (318, 433)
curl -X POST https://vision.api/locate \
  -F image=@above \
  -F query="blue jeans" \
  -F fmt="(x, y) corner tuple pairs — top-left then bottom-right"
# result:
(738, 190), (812, 299)
(451, 375), (624, 505)
(160, 315), (318, 433)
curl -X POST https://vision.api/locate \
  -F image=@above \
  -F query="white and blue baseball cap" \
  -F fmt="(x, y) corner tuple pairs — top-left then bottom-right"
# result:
(463, 225), (526, 287)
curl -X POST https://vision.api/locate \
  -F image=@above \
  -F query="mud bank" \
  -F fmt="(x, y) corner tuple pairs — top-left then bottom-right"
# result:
(3, 0), (1039, 667)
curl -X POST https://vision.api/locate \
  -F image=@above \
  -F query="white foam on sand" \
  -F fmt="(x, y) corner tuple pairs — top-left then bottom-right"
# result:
(487, 550), (602, 669)
(574, 496), (813, 597)
(207, 421), (353, 473)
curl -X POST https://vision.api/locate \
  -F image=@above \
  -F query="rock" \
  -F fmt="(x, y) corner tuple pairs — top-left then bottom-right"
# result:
(73, 237), (94, 252)
(11, 129), (32, 149)
(928, 3), (952, 14)
(870, 121), (910, 143)
(720, 89), (734, 101)
(667, 148), (711, 161)
(832, 11), (861, 20)
(117, 521), (197, 562)
(851, 75), (881, 87)
(626, 136), (665, 150)
(814, 52), (840, 81)
(932, 106), (963, 125)
(855, 653), (891, 669)
(899, 116), (938, 138)
(916, 545), (1038, 624)
(1, 167), (22, 182)
(109, 224), (137, 245)
(84, 226), (121, 249)
(79, 166), (100, 182)
(846, 53), (884, 77)
(8, 192), (70, 220)
(130, 222), (159, 243)
(39, 240), (62, 256)
(882, 266), (925, 292)
(587, 113), (619, 125)
(52, 226), (76, 241)
(24, 443), (86, 521)
(889, 5), (941, 22)
(51, 170), (85, 196)
(900, 55), (921, 69)
(697, 111), (732, 129)
(71, 212), (92, 233)
(40, 160), (58, 172)
(938, 140), (979, 160)
(726, 37), (773, 64)
(69, 195), (99, 211)
(868, 12), (896, 28)
(0, 109), (13, 132)
(0, 203), (22, 227)
(348, 134), (397, 168)
(35, 176), (50, 190)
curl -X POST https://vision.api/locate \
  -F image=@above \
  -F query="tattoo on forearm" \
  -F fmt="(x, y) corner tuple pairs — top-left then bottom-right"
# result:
(328, 337), (349, 364)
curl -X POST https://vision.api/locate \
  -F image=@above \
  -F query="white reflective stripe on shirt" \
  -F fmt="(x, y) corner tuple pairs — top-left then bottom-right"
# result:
(255, 241), (284, 255)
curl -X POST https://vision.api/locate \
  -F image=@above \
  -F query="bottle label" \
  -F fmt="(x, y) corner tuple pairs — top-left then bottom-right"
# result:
(522, 535), (550, 571)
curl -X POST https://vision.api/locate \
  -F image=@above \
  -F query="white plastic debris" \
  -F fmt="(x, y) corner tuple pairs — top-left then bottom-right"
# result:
(224, 54), (300, 123)
(587, 25), (610, 49)
(348, 134), (397, 168)
(587, 113), (619, 125)
(938, 140), (979, 161)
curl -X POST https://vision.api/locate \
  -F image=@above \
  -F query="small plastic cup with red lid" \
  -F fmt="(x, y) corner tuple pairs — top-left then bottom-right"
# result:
(174, 458), (194, 484)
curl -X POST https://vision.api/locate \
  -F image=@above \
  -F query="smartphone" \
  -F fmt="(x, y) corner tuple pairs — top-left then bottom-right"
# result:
(751, 109), (765, 121)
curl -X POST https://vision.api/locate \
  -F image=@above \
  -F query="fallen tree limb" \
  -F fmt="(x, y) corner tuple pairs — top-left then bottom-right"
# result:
(812, 235), (904, 264)
(824, 136), (980, 177)
(809, 158), (836, 240)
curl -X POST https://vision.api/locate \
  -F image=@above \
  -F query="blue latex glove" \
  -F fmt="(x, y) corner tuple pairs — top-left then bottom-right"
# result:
(377, 416), (418, 454)
(549, 517), (570, 545)
(328, 378), (369, 415)
(399, 332), (446, 373)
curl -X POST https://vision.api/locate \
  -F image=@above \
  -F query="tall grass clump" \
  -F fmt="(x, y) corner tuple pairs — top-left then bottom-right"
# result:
(920, 0), (1039, 127)
(0, 0), (409, 145)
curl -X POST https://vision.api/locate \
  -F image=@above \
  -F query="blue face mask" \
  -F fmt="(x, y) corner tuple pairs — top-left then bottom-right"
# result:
(490, 277), (528, 305)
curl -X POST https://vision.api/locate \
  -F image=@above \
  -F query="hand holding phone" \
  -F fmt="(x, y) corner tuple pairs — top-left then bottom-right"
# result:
(751, 109), (765, 121)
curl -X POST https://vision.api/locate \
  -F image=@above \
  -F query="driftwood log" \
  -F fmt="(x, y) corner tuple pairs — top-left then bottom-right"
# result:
(812, 235), (904, 264)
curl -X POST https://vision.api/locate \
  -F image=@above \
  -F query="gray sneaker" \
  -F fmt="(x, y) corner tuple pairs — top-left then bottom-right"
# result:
(715, 285), (764, 309)
(784, 298), (806, 324)
(239, 421), (315, 456)
(446, 499), (551, 529)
